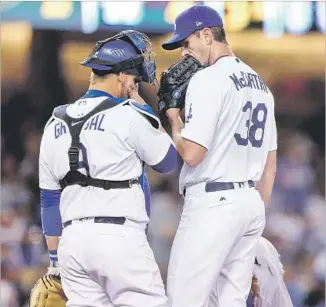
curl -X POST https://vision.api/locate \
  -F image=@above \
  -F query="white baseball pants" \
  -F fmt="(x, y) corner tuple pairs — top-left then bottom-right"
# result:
(167, 184), (266, 307)
(58, 220), (169, 307)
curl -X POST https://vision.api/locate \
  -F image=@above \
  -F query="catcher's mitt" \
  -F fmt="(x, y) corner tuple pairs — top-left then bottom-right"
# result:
(157, 55), (203, 117)
(29, 275), (67, 307)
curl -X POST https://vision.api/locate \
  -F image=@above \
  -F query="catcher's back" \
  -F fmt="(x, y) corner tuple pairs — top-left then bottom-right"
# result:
(29, 275), (66, 307)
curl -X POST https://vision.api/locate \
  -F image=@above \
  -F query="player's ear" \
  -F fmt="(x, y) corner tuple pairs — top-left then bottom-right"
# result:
(118, 72), (124, 83)
(203, 28), (213, 45)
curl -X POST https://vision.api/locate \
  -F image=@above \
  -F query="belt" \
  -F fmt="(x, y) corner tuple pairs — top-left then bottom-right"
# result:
(59, 171), (140, 191)
(183, 180), (255, 197)
(62, 216), (126, 229)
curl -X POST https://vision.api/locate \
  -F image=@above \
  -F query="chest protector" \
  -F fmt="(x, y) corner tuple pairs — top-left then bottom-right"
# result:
(53, 98), (152, 191)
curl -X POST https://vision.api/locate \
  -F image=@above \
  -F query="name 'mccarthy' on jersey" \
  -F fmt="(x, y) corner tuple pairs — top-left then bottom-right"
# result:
(179, 56), (277, 192)
(39, 92), (174, 225)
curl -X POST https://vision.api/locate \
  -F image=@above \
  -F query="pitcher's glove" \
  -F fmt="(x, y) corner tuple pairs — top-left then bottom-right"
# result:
(29, 274), (67, 307)
(157, 55), (202, 118)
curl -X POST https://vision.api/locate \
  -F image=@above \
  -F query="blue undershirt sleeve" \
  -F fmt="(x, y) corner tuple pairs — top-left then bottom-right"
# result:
(151, 144), (177, 173)
(40, 189), (62, 236)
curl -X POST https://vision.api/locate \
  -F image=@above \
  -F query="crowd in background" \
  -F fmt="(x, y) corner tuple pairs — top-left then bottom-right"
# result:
(1, 67), (325, 306)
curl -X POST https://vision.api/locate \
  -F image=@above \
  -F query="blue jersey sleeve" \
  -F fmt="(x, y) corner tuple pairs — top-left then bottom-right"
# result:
(40, 189), (62, 236)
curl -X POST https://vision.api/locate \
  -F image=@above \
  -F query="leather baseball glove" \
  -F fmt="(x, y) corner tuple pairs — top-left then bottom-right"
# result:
(29, 274), (67, 307)
(157, 55), (203, 118)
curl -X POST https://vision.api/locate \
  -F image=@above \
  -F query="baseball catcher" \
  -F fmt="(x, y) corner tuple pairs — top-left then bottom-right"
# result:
(157, 55), (203, 118)
(37, 29), (176, 307)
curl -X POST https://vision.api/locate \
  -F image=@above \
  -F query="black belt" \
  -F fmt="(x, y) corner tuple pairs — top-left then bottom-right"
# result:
(59, 171), (139, 190)
(62, 216), (126, 229)
(183, 180), (255, 196)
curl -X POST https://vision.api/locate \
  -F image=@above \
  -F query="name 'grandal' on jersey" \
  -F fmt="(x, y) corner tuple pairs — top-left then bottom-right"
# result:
(229, 71), (268, 93)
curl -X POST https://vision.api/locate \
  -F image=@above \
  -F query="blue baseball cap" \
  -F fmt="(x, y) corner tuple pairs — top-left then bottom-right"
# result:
(162, 5), (223, 51)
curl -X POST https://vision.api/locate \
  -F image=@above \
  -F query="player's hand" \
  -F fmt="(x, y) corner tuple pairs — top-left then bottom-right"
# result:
(157, 55), (203, 120)
(166, 108), (180, 121)
(47, 263), (60, 277)
(127, 85), (147, 105)
(47, 251), (60, 277)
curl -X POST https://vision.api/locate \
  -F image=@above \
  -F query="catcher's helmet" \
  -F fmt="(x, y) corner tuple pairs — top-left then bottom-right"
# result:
(80, 30), (156, 84)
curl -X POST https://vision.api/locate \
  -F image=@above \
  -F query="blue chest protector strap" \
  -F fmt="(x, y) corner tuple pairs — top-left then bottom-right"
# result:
(54, 98), (139, 190)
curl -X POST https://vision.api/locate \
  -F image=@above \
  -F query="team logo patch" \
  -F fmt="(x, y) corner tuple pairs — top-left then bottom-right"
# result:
(172, 90), (181, 99)
(102, 48), (125, 57)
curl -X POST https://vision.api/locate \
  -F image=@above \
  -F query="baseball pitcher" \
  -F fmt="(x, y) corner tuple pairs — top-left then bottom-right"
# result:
(158, 5), (277, 307)
(37, 30), (177, 307)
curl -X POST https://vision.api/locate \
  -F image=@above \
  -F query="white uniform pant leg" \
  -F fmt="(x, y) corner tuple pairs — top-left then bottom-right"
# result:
(209, 188), (266, 307)
(167, 187), (265, 307)
(58, 224), (112, 307)
(107, 228), (169, 307)
(58, 222), (169, 307)
(210, 230), (265, 307)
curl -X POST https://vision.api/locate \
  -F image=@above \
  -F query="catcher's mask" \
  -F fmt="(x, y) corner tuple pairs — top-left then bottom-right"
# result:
(80, 30), (156, 84)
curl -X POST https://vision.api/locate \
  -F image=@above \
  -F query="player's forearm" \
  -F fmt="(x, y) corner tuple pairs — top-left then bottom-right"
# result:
(169, 116), (186, 156)
(168, 116), (206, 167)
(169, 116), (201, 167)
(45, 235), (60, 267)
(256, 151), (277, 207)
(40, 189), (62, 266)
(256, 173), (276, 207)
(45, 236), (60, 252)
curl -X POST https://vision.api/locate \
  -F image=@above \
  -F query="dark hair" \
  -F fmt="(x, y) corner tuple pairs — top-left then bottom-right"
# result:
(194, 26), (227, 44)
(195, 26), (228, 44)
(92, 69), (110, 77)
(210, 26), (227, 44)
(90, 69), (112, 85)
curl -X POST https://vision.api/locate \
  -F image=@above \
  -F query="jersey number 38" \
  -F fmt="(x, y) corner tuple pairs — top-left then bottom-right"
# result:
(234, 101), (268, 148)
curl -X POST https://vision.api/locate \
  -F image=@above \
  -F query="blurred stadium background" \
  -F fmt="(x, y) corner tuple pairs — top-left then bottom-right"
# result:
(1, 1), (325, 306)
